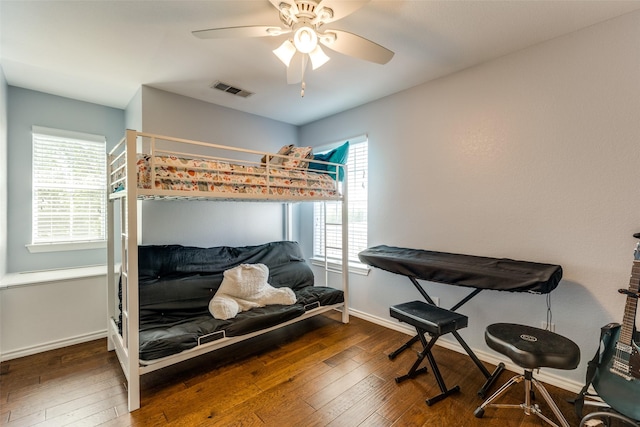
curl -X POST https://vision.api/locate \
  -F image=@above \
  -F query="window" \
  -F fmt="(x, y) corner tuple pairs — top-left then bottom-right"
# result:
(29, 126), (106, 252)
(313, 136), (368, 273)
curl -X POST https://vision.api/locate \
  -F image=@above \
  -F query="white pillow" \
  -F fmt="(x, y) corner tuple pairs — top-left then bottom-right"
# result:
(209, 263), (296, 320)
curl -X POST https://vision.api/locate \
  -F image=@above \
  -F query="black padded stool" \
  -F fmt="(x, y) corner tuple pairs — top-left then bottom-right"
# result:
(474, 323), (580, 427)
(390, 300), (468, 405)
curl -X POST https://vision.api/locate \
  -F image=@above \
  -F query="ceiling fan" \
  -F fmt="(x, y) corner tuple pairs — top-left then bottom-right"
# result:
(193, 0), (394, 96)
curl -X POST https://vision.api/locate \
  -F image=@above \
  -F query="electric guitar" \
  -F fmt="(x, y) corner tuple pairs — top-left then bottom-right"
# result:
(591, 235), (640, 421)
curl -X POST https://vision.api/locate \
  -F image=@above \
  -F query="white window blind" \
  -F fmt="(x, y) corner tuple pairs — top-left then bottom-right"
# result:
(313, 137), (368, 263)
(31, 126), (106, 245)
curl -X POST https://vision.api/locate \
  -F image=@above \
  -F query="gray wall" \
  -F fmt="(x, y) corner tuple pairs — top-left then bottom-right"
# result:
(135, 87), (299, 248)
(125, 87), (142, 132)
(2, 87), (123, 358)
(0, 67), (7, 278)
(6, 87), (125, 273)
(299, 10), (640, 384)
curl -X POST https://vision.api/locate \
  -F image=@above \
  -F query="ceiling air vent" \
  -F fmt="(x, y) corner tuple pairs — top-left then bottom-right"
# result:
(211, 81), (253, 98)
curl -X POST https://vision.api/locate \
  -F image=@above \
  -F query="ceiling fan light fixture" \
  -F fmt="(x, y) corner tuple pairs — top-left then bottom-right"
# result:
(309, 45), (330, 70)
(273, 39), (297, 66)
(293, 25), (318, 54)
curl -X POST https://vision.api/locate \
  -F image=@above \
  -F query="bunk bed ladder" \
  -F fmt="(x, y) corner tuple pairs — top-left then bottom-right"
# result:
(107, 129), (140, 412)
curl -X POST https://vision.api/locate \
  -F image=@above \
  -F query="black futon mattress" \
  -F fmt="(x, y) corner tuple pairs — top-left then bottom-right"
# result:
(118, 241), (343, 361)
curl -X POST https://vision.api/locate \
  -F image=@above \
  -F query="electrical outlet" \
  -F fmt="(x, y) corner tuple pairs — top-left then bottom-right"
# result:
(541, 322), (555, 332)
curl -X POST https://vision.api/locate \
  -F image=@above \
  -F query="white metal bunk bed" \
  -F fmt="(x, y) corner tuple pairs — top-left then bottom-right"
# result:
(106, 130), (349, 411)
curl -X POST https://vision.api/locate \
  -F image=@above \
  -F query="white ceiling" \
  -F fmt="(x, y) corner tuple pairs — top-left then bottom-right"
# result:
(2, 0), (640, 126)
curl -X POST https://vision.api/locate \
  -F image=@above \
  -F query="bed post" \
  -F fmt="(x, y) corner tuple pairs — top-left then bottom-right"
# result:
(124, 129), (140, 411)
(341, 166), (349, 324)
(284, 203), (293, 241)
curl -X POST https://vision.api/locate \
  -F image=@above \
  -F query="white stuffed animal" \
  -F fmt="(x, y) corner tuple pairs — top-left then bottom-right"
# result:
(209, 263), (296, 320)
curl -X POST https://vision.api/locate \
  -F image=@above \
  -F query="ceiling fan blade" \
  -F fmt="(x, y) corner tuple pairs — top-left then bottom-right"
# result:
(192, 26), (289, 39)
(314, 0), (370, 24)
(286, 54), (304, 84)
(320, 30), (394, 64)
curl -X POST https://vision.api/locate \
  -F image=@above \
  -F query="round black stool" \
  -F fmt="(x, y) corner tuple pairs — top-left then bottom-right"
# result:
(474, 323), (580, 427)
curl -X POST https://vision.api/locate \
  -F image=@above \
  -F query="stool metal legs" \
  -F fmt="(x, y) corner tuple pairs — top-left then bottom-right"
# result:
(474, 369), (571, 427)
(394, 331), (434, 383)
(394, 328), (461, 406)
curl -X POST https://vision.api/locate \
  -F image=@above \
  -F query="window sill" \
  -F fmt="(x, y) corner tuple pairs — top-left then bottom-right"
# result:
(0, 265), (108, 289)
(26, 241), (106, 253)
(310, 257), (370, 276)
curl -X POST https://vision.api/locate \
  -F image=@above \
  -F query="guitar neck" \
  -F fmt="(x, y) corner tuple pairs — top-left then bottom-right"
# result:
(620, 260), (640, 346)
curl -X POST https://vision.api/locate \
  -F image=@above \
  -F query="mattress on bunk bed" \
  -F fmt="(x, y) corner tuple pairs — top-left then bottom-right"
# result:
(134, 154), (339, 197)
(118, 241), (344, 361)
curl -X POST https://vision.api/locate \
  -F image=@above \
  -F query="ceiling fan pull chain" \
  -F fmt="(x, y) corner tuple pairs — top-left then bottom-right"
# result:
(300, 54), (308, 97)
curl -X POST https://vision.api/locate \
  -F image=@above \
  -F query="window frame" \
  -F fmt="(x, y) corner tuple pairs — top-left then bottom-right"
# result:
(27, 126), (107, 253)
(310, 135), (370, 275)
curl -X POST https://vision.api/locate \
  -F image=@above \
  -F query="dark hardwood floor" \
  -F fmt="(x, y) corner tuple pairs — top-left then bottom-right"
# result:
(1, 312), (590, 426)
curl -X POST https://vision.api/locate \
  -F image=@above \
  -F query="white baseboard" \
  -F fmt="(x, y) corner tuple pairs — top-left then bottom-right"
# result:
(1, 330), (107, 362)
(347, 308), (585, 394)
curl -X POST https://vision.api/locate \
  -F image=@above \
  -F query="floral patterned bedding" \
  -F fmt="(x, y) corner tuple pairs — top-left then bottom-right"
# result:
(131, 154), (339, 198)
